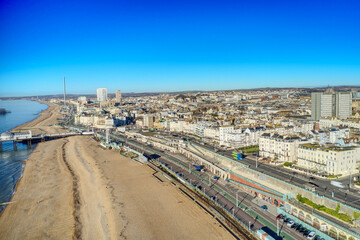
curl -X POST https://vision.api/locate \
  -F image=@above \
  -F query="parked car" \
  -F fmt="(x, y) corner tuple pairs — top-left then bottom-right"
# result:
(261, 205), (268, 211)
(287, 220), (295, 227)
(276, 214), (283, 220)
(298, 226), (306, 232)
(303, 229), (311, 236)
(291, 223), (298, 229)
(307, 231), (316, 240)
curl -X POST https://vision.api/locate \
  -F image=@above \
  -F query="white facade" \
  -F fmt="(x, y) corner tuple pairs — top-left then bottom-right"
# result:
(97, 88), (108, 102)
(336, 92), (352, 120)
(320, 94), (334, 118)
(75, 115), (114, 128)
(259, 133), (310, 163)
(297, 144), (359, 177)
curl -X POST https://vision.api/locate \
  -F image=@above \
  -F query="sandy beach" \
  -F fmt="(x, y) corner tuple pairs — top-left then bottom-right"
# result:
(0, 103), (234, 240)
(12, 101), (66, 135)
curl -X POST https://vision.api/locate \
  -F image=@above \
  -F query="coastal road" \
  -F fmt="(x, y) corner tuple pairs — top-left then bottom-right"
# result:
(172, 133), (360, 210)
(108, 133), (310, 240)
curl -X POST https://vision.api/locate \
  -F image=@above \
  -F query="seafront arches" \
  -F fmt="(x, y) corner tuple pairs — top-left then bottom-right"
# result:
(292, 208), (298, 216)
(288, 205), (357, 240)
(339, 231), (347, 240)
(329, 227), (337, 239)
(299, 210), (305, 221)
(305, 214), (312, 224)
(313, 218), (320, 229)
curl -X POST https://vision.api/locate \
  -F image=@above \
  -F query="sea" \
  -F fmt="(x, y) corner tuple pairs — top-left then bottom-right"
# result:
(0, 100), (48, 212)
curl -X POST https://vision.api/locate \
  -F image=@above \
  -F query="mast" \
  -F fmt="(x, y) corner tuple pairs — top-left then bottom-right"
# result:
(63, 76), (66, 107)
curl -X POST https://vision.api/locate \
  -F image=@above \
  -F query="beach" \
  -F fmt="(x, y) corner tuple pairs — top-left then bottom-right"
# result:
(0, 102), (234, 240)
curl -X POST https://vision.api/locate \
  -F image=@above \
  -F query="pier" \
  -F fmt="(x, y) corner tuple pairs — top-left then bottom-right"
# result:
(0, 131), (93, 151)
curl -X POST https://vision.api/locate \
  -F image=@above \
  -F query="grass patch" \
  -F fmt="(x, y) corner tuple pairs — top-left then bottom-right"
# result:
(239, 145), (259, 153)
(353, 211), (360, 220)
(297, 194), (352, 223)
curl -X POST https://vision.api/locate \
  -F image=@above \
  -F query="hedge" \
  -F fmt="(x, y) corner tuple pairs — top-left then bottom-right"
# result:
(297, 194), (352, 223)
(284, 162), (291, 167)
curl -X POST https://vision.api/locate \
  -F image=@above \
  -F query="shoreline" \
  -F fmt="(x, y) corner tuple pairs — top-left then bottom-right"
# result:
(0, 99), (49, 134)
(0, 101), (59, 216)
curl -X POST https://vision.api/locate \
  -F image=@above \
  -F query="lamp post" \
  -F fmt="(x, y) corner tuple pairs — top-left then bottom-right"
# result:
(236, 191), (238, 207)
(349, 166), (352, 190)
(248, 220), (251, 230)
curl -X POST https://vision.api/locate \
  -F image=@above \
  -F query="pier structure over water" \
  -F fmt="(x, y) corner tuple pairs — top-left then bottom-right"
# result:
(0, 131), (93, 151)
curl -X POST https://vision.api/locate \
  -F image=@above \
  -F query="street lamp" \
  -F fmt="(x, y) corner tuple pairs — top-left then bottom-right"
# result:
(248, 220), (251, 230)
(236, 191), (238, 207)
(349, 166), (353, 190)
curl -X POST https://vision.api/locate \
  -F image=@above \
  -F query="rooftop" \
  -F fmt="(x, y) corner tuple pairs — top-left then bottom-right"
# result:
(300, 143), (357, 152)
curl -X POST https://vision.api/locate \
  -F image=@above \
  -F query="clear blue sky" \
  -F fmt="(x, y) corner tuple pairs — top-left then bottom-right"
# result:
(1, 0), (359, 96)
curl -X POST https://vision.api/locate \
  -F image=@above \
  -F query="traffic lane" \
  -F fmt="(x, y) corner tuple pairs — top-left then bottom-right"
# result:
(112, 134), (359, 207)
(215, 183), (307, 240)
(231, 154), (360, 207)
(157, 157), (265, 231)
(217, 181), (312, 240)
(112, 133), (357, 232)
(125, 138), (302, 239)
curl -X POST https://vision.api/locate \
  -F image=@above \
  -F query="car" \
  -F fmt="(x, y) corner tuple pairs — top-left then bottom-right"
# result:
(260, 205), (268, 211)
(303, 229), (311, 236)
(279, 216), (285, 222)
(287, 220), (295, 227)
(295, 224), (302, 230)
(298, 226), (305, 232)
(291, 223), (298, 229)
(276, 214), (283, 220)
(307, 231), (316, 240)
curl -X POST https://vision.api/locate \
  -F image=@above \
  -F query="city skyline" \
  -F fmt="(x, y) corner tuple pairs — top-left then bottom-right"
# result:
(1, 0), (360, 96)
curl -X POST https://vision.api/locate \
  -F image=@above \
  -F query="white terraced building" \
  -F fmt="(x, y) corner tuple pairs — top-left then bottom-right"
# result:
(259, 133), (310, 163)
(297, 143), (360, 177)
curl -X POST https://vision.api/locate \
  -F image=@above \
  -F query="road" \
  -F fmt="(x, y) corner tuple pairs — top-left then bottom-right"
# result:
(171, 132), (360, 211)
(108, 132), (311, 240)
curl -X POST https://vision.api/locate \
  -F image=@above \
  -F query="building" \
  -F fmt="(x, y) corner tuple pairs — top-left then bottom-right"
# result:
(259, 133), (310, 163)
(143, 114), (156, 128)
(336, 92), (352, 119)
(97, 88), (108, 102)
(297, 143), (359, 177)
(116, 90), (122, 103)
(311, 92), (352, 120)
(77, 96), (87, 103)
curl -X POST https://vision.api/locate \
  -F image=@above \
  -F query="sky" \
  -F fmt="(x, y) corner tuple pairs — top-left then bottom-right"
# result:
(0, 0), (359, 96)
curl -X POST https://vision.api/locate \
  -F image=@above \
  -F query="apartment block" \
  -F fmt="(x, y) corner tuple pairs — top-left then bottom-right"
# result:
(259, 133), (310, 163)
(297, 143), (359, 177)
(311, 92), (352, 120)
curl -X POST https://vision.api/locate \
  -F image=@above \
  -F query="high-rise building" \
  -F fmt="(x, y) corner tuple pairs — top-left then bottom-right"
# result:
(97, 88), (108, 102)
(116, 90), (122, 103)
(311, 92), (352, 120)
